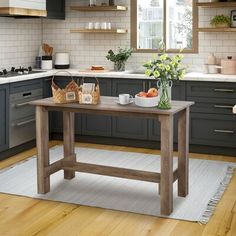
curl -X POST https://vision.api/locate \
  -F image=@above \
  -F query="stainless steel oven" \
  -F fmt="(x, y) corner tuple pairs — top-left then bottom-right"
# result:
(9, 88), (43, 148)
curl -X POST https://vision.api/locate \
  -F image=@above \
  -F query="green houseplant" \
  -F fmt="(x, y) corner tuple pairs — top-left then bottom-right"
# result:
(210, 15), (230, 28)
(106, 48), (133, 71)
(144, 54), (185, 109)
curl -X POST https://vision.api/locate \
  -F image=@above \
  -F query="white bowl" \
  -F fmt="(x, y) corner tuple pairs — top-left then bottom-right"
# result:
(135, 95), (160, 107)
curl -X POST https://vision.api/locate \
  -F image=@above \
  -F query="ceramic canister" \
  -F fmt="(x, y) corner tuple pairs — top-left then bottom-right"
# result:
(220, 57), (236, 75)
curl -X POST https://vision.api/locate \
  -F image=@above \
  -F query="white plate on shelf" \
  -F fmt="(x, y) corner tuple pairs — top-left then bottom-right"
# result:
(115, 100), (133, 106)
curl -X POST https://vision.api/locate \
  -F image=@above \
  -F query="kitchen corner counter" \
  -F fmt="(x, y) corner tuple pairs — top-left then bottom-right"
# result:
(1, 69), (236, 85)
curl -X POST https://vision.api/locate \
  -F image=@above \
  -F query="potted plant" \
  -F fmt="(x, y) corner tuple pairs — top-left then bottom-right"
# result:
(106, 48), (133, 71)
(144, 54), (185, 109)
(210, 15), (230, 28)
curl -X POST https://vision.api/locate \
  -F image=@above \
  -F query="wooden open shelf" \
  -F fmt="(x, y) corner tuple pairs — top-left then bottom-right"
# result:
(196, 2), (236, 8)
(70, 29), (128, 34)
(71, 5), (127, 11)
(198, 27), (236, 32)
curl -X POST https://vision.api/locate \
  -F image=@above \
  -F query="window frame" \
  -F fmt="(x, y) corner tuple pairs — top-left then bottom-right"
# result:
(131, 0), (198, 54)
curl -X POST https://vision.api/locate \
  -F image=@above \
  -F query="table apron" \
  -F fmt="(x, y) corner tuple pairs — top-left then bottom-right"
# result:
(43, 106), (178, 119)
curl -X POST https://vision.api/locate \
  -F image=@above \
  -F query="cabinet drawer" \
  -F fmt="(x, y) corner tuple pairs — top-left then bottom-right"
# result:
(187, 82), (236, 98)
(9, 115), (36, 148)
(10, 95), (42, 120)
(188, 96), (235, 115)
(190, 113), (236, 148)
(10, 79), (42, 94)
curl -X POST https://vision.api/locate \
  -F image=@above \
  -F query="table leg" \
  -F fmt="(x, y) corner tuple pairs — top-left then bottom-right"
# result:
(36, 106), (50, 194)
(159, 115), (174, 215)
(178, 107), (189, 197)
(63, 111), (76, 179)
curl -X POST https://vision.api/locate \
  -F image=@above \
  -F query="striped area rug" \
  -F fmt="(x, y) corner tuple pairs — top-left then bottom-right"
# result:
(0, 146), (235, 224)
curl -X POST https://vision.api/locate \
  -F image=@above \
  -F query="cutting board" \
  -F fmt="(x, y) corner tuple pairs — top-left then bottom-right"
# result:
(79, 69), (110, 73)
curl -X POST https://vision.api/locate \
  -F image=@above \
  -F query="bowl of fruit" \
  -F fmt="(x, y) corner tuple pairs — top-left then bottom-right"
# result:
(135, 88), (159, 107)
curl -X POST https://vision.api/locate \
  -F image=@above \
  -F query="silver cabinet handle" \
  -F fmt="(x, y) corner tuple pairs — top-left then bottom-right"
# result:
(15, 102), (29, 108)
(13, 119), (35, 127)
(214, 129), (234, 134)
(214, 105), (233, 109)
(214, 89), (234, 93)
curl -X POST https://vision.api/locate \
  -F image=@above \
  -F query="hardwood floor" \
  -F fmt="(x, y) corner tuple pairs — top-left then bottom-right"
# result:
(0, 141), (236, 236)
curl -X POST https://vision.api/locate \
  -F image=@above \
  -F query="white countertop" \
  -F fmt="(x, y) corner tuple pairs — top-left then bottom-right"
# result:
(1, 69), (236, 85)
(183, 72), (236, 82)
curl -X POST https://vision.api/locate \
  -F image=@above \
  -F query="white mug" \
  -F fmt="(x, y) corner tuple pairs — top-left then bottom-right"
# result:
(101, 22), (107, 30)
(119, 94), (133, 105)
(107, 22), (111, 29)
(94, 22), (100, 29)
(88, 22), (94, 29)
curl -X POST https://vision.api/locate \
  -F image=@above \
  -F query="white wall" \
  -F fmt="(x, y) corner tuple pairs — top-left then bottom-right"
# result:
(42, 0), (236, 72)
(0, 17), (42, 70)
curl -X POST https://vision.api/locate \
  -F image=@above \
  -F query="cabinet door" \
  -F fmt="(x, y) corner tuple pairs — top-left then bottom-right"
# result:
(43, 77), (53, 98)
(148, 80), (186, 141)
(81, 77), (112, 137)
(46, 0), (65, 20)
(190, 113), (236, 148)
(0, 84), (9, 152)
(112, 79), (148, 140)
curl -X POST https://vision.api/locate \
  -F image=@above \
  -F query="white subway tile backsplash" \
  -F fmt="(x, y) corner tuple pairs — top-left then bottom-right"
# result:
(0, 18), (42, 69)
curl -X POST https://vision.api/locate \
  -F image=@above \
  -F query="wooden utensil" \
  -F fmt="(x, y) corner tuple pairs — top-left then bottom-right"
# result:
(42, 43), (52, 56)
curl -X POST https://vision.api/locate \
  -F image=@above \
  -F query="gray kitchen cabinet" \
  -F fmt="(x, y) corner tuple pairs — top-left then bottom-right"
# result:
(190, 113), (236, 148)
(111, 79), (148, 140)
(187, 81), (236, 148)
(148, 80), (186, 141)
(80, 77), (112, 137)
(187, 81), (236, 98)
(46, 0), (65, 20)
(0, 84), (9, 152)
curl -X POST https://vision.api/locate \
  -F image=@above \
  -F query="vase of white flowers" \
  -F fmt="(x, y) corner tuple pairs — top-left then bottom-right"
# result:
(144, 54), (185, 109)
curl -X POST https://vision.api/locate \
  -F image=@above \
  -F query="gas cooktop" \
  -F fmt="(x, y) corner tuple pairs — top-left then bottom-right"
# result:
(0, 67), (44, 78)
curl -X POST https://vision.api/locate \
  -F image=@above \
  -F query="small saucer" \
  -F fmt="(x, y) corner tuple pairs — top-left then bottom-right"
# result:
(115, 100), (133, 106)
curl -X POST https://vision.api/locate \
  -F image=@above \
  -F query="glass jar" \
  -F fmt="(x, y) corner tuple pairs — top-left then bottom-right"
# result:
(157, 79), (172, 109)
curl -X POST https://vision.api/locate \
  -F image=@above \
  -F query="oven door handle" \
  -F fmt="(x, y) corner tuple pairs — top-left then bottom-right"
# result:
(13, 119), (35, 127)
(15, 102), (29, 108)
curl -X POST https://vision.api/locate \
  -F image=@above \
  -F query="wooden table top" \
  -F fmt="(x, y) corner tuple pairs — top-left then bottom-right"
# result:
(29, 96), (194, 118)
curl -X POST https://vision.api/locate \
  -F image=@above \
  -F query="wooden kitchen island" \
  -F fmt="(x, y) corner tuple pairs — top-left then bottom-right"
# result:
(30, 96), (194, 215)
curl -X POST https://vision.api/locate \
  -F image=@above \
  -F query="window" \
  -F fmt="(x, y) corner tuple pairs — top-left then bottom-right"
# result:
(131, 0), (198, 53)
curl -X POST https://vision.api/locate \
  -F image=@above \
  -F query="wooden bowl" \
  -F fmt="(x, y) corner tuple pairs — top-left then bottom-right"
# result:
(135, 95), (160, 107)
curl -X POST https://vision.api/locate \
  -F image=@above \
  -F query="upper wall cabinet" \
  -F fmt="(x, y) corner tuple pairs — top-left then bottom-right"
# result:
(46, 0), (65, 20)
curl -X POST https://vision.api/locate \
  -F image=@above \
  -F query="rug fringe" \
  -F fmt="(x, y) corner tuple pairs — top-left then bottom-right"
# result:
(198, 165), (236, 225)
